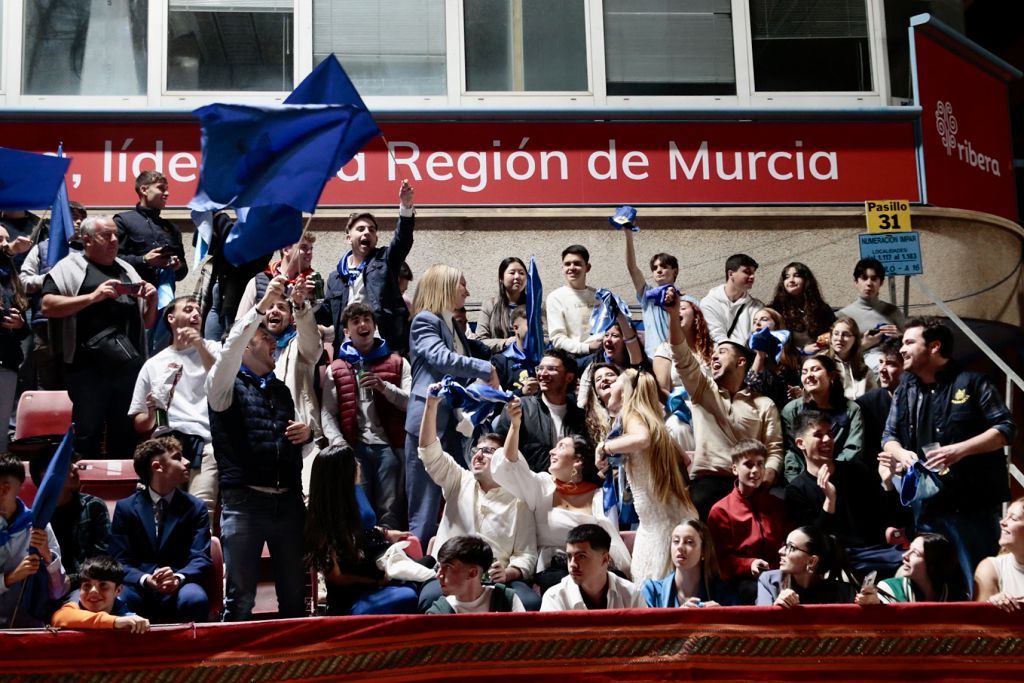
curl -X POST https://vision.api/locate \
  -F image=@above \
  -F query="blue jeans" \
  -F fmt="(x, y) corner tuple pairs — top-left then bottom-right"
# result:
(220, 487), (306, 621)
(918, 504), (1001, 595)
(405, 429), (466, 543)
(353, 442), (404, 529)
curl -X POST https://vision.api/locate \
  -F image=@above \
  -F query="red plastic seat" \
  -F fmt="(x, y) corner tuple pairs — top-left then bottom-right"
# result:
(13, 391), (73, 441)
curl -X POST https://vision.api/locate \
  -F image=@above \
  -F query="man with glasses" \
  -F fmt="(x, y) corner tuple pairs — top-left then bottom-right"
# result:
(416, 383), (539, 611)
(492, 349), (587, 473)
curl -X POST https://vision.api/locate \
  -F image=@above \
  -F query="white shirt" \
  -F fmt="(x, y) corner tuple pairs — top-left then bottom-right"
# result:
(129, 340), (222, 442)
(444, 586), (526, 613)
(490, 447), (631, 576)
(543, 396), (567, 438)
(545, 285), (598, 355)
(418, 439), (537, 578)
(540, 572), (643, 612)
(699, 284), (764, 344)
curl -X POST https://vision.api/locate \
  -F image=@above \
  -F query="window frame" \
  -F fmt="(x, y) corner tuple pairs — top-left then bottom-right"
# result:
(740, 0), (889, 105)
(0, 0), (898, 109)
(456, 0), (596, 108)
(159, 0), (300, 101)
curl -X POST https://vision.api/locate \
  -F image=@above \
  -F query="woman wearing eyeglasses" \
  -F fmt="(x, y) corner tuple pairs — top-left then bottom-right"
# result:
(492, 398), (631, 591)
(756, 526), (857, 607)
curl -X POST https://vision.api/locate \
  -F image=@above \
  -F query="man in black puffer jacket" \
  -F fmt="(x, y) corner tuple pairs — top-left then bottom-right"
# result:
(206, 275), (313, 621)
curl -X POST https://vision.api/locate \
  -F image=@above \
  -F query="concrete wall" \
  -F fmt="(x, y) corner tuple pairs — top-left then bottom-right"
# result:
(162, 205), (1023, 327)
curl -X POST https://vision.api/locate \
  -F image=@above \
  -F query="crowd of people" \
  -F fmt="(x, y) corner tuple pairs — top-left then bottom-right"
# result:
(0, 171), (1022, 633)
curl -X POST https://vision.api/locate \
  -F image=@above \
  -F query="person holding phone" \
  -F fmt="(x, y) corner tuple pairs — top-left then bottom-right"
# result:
(114, 170), (187, 353)
(42, 215), (157, 459)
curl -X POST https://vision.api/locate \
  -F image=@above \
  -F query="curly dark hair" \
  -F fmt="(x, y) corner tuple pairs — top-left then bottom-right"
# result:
(769, 262), (834, 339)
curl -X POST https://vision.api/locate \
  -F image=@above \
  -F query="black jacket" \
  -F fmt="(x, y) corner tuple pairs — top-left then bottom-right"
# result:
(114, 204), (188, 286)
(882, 362), (1016, 514)
(492, 394), (587, 473)
(325, 214), (414, 356)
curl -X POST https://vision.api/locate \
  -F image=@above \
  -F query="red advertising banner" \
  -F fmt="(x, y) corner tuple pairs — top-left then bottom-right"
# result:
(912, 19), (1020, 221)
(0, 120), (920, 208)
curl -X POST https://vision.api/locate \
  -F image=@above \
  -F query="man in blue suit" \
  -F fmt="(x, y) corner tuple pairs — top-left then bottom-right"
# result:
(109, 437), (211, 623)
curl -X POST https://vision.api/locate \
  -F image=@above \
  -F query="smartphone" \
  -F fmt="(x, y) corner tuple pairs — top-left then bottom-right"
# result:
(113, 282), (144, 296)
(861, 570), (878, 591)
(155, 245), (177, 257)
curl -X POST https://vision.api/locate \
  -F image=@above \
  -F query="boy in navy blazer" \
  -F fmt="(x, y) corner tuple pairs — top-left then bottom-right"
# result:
(109, 437), (211, 622)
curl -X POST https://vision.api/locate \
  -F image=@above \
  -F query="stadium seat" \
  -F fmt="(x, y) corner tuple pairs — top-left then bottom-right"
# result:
(208, 536), (224, 621)
(13, 391), (73, 442)
(77, 459), (141, 517)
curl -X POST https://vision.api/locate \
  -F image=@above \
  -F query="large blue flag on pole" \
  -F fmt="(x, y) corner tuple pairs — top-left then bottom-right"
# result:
(46, 145), (75, 269)
(190, 55), (381, 266)
(0, 147), (70, 211)
(524, 257), (546, 365)
(30, 426), (74, 532)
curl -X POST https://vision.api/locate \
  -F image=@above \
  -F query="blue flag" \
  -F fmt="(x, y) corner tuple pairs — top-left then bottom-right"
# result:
(30, 426), (74, 532)
(46, 145), (75, 269)
(0, 147), (70, 211)
(437, 376), (514, 428)
(524, 256), (546, 365)
(590, 288), (633, 335)
(190, 55), (381, 266)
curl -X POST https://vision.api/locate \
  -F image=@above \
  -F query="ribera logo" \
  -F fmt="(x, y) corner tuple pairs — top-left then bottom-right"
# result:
(934, 100), (1001, 176)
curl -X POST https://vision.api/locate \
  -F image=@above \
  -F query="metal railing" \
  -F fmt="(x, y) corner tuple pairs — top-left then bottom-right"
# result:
(912, 277), (1024, 489)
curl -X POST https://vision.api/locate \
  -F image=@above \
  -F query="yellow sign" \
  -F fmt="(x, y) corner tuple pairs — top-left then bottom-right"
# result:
(865, 200), (912, 233)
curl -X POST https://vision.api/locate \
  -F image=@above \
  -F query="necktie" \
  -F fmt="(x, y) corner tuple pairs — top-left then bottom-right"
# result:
(155, 498), (167, 541)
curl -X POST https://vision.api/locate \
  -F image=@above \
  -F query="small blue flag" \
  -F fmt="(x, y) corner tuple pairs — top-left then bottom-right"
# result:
(0, 147), (70, 211)
(590, 288), (633, 336)
(437, 376), (514, 428)
(46, 145), (75, 269)
(608, 205), (640, 232)
(524, 256), (546, 365)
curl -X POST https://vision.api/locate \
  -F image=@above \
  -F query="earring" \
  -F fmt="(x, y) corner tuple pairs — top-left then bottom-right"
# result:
(570, 464), (579, 483)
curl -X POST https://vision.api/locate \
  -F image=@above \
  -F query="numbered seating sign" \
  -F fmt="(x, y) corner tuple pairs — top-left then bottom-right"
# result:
(864, 200), (912, 233)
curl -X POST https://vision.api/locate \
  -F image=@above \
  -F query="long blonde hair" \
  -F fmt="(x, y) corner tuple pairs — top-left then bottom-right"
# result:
(412, 264), (462, 316)
(619, 369), (695, 511)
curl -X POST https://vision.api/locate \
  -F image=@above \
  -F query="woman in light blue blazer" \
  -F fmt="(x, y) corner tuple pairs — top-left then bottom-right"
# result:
(404, 264), (498, 543)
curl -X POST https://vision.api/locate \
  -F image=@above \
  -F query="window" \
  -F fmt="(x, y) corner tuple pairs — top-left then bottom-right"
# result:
(313, 0), (446, 96)
(23, 0), (148, 96)
(464, 0), (588, 92)
(749, 0), (872, 92)
(167, 0), (293, 91)
(604, 0), (735, 96)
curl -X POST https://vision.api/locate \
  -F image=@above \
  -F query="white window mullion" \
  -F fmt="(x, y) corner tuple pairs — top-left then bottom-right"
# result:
(6, 0), (26, 102)
(294, 0), (313, 86)
(587, 0), (605, 104)
(151, 0), (166, 102)
(731, 0), (754, 105)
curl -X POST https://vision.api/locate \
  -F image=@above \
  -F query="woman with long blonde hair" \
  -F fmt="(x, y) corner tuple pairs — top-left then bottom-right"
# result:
(597, 369), (697, 582)
(404, 264), (498, 543)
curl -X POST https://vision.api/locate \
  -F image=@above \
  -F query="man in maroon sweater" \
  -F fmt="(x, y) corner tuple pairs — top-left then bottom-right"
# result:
(707, 439), (791, 604)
